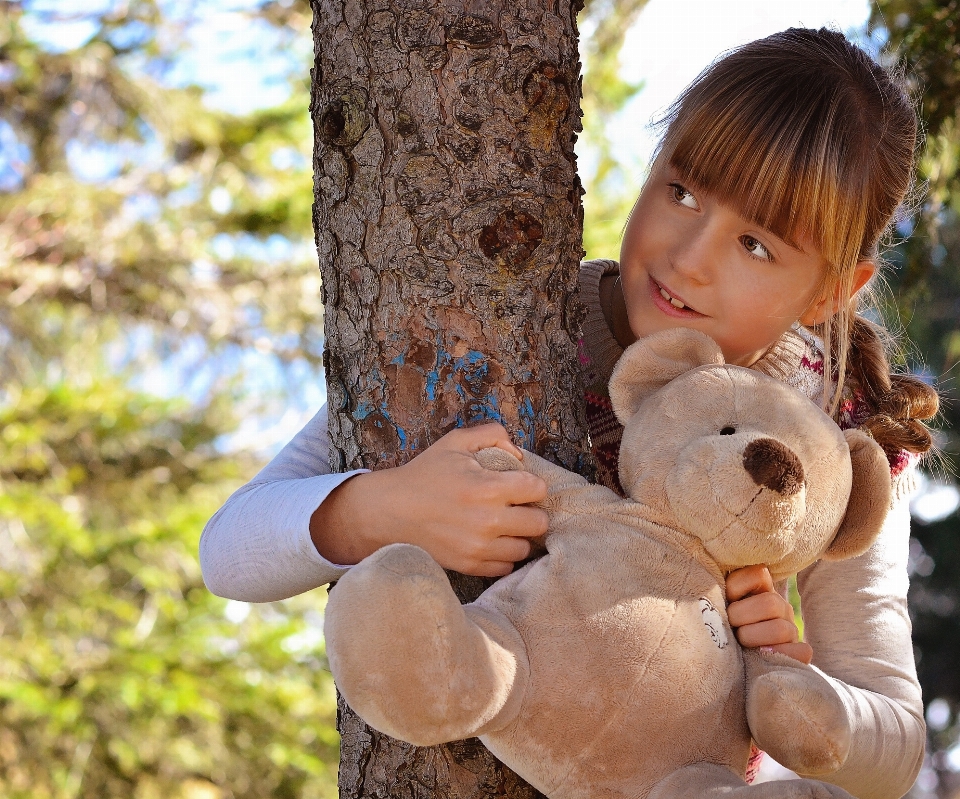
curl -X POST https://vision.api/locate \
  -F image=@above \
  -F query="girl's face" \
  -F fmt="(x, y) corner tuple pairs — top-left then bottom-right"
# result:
(618, 161), (830, 366)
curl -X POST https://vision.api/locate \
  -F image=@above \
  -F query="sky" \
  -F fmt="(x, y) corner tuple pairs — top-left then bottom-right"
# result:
(168, 0), (307, 114)
(609, 0), (874, 172)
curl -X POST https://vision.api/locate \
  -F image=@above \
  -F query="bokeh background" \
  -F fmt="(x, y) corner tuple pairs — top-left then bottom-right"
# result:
(1, 1), (958, 797)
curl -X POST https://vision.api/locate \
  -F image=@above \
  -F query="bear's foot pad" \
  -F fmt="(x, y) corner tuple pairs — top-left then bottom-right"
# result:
(747, 668), (851, 776)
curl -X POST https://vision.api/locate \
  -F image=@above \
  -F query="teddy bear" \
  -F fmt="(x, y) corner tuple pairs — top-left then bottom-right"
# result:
(323, 328), (892, 799)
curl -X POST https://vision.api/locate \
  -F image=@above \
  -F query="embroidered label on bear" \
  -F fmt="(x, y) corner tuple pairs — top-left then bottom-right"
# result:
(699, 597), (729, 649)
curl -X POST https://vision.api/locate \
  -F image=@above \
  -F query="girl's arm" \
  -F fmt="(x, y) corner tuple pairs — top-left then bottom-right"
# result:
(199, 405), (365, 602)
(199, 406), (549, 602)
(309, 425), (549, 576)
(795, 475), (923, 799)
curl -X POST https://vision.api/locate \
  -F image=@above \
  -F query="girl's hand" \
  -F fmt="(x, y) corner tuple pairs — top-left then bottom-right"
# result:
(726, 564), (813, 664)
(310, 423), (550, 577)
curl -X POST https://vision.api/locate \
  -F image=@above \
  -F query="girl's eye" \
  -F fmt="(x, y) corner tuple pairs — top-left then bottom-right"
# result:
(741, 235), (772, 261)
(669, 183), (700, 210)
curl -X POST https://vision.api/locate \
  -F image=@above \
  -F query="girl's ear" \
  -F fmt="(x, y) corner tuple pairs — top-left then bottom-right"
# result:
(822, 428), (892, 561)
(608, 328), (724, 424)
(800, 260), (876, 326)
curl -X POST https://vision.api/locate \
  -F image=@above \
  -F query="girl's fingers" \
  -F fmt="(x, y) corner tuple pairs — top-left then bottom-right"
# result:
(727, 592), (795, 627)
(476, 560), (518, 578)
(440, 426), (547, 505)
(493, 470), (549, 508)
(499, 504), (550, 539)
(728, 572), (808, 655)
(734, 618), (799, 649)
(449, 423), (524, 459)
(725, 564), (774, 602)
(486, 535), (535, 564)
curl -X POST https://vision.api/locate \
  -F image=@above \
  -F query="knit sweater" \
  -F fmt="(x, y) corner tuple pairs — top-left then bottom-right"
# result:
(200, 259), (924, 799)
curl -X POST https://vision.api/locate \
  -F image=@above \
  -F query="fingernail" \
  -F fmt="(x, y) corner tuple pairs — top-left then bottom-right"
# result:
(760, 646), (775, 654)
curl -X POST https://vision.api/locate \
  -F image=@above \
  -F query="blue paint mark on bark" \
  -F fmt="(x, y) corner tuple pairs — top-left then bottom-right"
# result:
(514, 396), (535, 449)
(386, 341), (515, 440)
(453, 350), (503, 427)
(425, 365), (441, 401)
(354, 400), (375, 420)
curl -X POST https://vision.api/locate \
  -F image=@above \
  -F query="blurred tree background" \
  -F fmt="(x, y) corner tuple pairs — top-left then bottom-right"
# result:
(1, 0), (959, 797)
(869, 2), (960, 796)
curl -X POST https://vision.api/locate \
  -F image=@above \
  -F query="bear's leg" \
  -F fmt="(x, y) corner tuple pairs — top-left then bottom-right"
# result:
(323, 543), (529, 747)
(744, 650), (851, 776)
(649, 764), (855, 799)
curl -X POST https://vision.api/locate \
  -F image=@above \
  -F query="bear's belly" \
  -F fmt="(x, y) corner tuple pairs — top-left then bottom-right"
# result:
(475, 533), (750, 798)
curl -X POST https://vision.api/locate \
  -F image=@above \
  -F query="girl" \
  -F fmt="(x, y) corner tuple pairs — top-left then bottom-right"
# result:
(200, 28), (938, 798)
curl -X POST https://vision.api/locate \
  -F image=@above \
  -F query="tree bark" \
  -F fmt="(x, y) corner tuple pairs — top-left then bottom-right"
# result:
(311, 0), (587, 794)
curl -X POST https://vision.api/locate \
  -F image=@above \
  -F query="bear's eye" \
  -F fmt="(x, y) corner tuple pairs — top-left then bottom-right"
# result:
(720, 426), (736, 436)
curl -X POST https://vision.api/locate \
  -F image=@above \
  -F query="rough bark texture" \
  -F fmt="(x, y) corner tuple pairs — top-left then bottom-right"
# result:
(311, 0), (587, 795)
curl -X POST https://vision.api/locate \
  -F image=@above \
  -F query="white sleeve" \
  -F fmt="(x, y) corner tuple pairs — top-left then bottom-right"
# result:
(199, 404), (368, 602)
(796, 470), (924, 799)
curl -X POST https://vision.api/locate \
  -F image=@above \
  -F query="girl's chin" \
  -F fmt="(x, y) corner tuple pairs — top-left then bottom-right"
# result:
(631, 311), (707, 342)
(631, 321), (750, 364)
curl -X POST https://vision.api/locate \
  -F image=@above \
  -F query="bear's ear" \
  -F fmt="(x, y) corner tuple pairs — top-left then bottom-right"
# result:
(822, 429), (893, 561)
(608, 329), (724, 424)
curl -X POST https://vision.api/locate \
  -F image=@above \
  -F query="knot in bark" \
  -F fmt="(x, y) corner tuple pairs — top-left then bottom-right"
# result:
(478, 209), (544, 268)
(317, 88), (370, 148)
(523, 63), (565, 108)
(447, 14), (499, 47)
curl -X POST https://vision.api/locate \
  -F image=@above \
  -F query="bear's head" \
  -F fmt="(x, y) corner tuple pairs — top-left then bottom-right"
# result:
(608, 329), (892, 580)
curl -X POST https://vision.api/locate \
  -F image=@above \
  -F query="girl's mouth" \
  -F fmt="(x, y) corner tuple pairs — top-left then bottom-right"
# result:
(649, 277), (705, 317)
(659, 284), (688, 309)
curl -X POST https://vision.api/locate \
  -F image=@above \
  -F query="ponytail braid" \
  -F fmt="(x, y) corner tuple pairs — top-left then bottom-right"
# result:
(844, 315), (939, 458)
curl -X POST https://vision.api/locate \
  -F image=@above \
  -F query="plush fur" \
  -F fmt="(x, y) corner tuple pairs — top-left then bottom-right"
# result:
(324, 328), (892, 799)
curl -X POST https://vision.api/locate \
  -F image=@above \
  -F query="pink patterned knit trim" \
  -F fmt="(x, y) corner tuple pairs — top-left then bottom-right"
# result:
(745, 744), (764, 783)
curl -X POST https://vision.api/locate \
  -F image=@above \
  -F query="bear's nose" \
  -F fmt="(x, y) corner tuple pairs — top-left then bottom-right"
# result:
(742, 438), (804, 495)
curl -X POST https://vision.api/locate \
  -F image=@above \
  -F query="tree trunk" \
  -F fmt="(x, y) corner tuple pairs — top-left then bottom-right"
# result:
(310, 0), (587, 794)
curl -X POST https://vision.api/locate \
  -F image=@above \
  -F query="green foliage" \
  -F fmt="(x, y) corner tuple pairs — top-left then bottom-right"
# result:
(578, 0), (650, 261)
(874, 0), (960, 145)
(869, 1), (960, 358)
(0, 384), (338, 799)
(0, 1), (337, 796)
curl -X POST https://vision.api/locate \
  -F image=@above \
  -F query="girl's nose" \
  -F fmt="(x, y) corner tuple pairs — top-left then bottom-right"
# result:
(669, 223), (716, 283)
